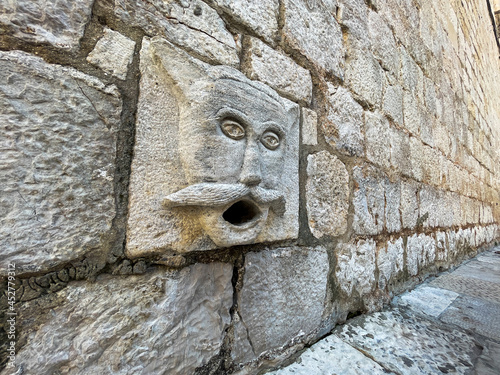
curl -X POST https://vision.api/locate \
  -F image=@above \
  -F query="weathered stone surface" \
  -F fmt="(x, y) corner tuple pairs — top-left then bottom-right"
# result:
(87, 27), (136, 80)
(206, 0), (279, 43)
(306, 151), (349, 238)
(377, 238), (404, 290)
(383, 83), (404, 126)
(9, 263), (233, 375)
(242, 37), (312, 103)
(397, 285), (459, 317)
(301, 108), (318, 145)
(429, 273), (500, 305)
(233, 247), (328, 362)
(440, 295), (500, 340)
(105, 0), (239, 66)
(336, 239), (376, 298)
(282, 0), (344, 78)
(365, 111), (391, 170)
(268, 334), (389, 375)
(127, 38), (299, 257)
(334, 309), (481, 375)
(368, 9), (399, 73)
(345, 48), (383, 108)
(474, 339), (500, 375)
(323, 84), (365, 157)
(406, 234), (436, 276)
(0, 50), (120, 275)
(0, 0), (93, 50)
(385, 179), (401, 232)
(352, 165), (385, 235)
(400, 179), (419, 229)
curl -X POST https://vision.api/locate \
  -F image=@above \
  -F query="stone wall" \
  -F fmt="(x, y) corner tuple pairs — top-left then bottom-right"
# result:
(1, 0), (500, 374)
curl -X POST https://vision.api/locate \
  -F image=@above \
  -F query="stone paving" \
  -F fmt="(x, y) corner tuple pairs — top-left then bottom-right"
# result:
(268, 246), (500, 375)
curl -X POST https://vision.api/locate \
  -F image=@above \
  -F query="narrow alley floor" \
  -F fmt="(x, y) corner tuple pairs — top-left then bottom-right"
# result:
(269, 246), (500, 375)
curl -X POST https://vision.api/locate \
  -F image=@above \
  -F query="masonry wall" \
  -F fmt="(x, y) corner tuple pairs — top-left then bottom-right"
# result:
(1, 0), (500, 374)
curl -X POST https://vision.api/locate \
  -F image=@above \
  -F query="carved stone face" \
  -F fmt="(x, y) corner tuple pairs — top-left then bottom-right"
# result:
(169, 78), (291, 246)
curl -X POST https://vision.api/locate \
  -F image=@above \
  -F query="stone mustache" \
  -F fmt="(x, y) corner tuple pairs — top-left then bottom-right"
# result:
(126, 37), (299, 255)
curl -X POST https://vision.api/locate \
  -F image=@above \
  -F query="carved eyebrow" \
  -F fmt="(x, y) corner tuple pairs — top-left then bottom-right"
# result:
(262, 121), (285, 138)
(214, 108), (252, 128)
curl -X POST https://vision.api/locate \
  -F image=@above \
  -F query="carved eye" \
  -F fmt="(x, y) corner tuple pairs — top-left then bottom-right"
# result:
(261, 131), (280, 150)
(221, 120), (245, 140)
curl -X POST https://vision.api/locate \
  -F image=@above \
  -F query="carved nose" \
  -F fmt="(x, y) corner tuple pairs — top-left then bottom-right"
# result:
(239, 142), (262, 187)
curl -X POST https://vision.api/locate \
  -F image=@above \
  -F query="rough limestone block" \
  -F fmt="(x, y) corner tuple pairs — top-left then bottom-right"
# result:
(352, 165), (385, 235)
(389, 126), (411, 174)
(301, 108), (318, 145)
(87, 27), (136, 80)
(377, 237), (404, 290)
(336, 0), (370, 50)
(323, 84), (365, 157)
(336, 239), (376, 297)
(368, 9), (399, 73)
(365, 111), (391, 170)
(403, 90), (422, 136)
(12, 263), (233, 374)
(106, 0), (238, 66)
(0, 51), (120, 276)
(206, 0), (279, 43)
(242, 37), (312, 104)
(233, 247), (328, 363)
(127, 38), (299, 257)
(383, 83), (404, 126)
(345, 48), (383, 108)
(399, 47), (424, 99)
(435, 231), (448, 261)
(0, 0), (94, 50)
(409, 136), (425, 181)
(400, 179), (419, 229)
(407, 234), (436, 276)
(385, 179), (402, 233)
(306, 151), (349, 238)
(282, 0), (344, 79)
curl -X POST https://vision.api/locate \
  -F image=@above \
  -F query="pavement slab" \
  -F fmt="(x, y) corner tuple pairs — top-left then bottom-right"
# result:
(429, 273), (500, 305)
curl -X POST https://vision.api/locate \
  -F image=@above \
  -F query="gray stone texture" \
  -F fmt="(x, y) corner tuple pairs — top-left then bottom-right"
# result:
(268, 334), (390, 375)
(365, 111), (391, 170)
(377, 237), (404, 290)
(206, 0), (279, 43)
(0, 50), (120, 276)
(233, 247), (328, 362)
(87, 27), (136, 80)
(335, 309), (481, 375)
(127, 38), (299, 257)
(8, 263), (233, 375)
(352, 165), (385, 235)
(301, 108), (318, 146)
(324, 84), (365, 157)
(336, 239), (376, 298)
(0, 0), (94, 50)
(242, 37), (312, 104)
(306, 151), (349, 238)
(406, 233), (436, 276)
(397, 285), (459, 317)
(104, 0), (239, 66)
(282, 0), (344, 79)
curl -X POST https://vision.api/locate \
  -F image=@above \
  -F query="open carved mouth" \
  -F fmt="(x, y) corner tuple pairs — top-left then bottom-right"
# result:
(222, 200), (261, 226)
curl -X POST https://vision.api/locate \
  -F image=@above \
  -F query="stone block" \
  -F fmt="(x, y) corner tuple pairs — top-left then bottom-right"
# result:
(407, 233), (436, 275)
(306, 151), (349, 238)
(400, 179), (419, 229)
(233, 247), (328, 362)
(399, 47), (424, 99)
(126, 38), (300, 257)
(377, 237), (404, 290)
(336, 239), (376, 297)
(389, 126), (411, 174)
(435, 231), (448, 261)
(397, 285), (459, 318)
(345, 48), (383, 108)
(352, 165), (385, 235)
(368, 9), (399, 73)
(0, 51), (120, 275)
(383, 83), (404, 126)
(365, 111), (391, 170)
(409, 136), (425, 181)
(282, 0), (344, 79)
(87, 27), (136, 80)
(403, 90), (422, 136)
(301, 108), (318, 145)
(385, 179), (402, 233)
(337, 0), (370, 50)
(0, 0), (93, 50)
(11, 263), (233, 374)
(206, 0), (279, 43)
(242, 37), (312, 103)
(323, 85), (365, 157)
(106, 0), (238, 66)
